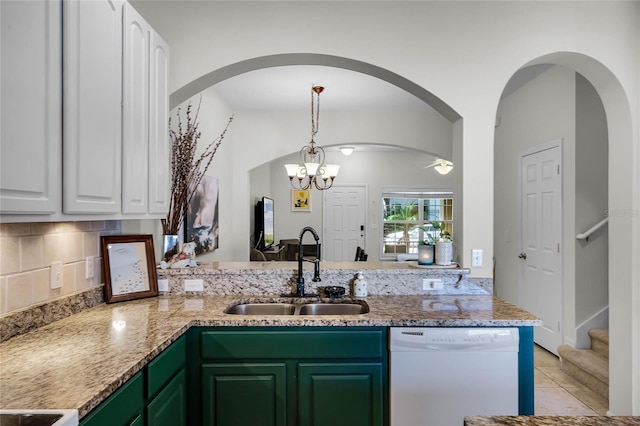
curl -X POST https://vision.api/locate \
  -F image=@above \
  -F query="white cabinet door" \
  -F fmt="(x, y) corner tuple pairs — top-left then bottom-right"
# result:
(122, 2), (170, 216)
(148, 28), (170, 215)
(0, 1), (61, 214)
(63, 0), (123, 214)
(122, 2), (150, 214)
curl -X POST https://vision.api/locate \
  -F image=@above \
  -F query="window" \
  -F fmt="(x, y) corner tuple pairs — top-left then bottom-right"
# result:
(382, 190), (453, 259)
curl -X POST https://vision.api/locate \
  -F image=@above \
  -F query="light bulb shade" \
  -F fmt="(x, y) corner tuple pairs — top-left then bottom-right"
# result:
(285, 164), (300, 177)
(339, 147), (354, 156)
(434, 164), (453, 175)
(304, 162), (320, 176)
(323, 164), (341, 178)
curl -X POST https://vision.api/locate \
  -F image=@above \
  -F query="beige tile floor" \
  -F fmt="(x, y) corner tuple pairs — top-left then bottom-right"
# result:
(534, 344), (609, 416)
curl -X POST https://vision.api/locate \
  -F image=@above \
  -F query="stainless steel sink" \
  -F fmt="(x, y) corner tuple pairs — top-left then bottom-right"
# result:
(0, 410), (78, 426)
(298, 303), (369, 315)
(225, 303), (297, 315)
(224, 301), (368, 316)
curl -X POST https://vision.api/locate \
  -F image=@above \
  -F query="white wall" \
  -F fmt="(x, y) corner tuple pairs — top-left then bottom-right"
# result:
(494, 65), (577, 339)
(494, 65), (610, 351)
(131, 0), (640, 413)
(575, 74), (609, 329)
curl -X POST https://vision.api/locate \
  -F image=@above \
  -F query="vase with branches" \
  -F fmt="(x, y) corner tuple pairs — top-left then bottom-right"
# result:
(161, 97), (233, 260)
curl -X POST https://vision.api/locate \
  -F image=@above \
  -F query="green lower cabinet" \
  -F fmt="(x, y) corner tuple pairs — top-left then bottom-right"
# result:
(201, 363), (287, 426)
(297, 362), (384, 426)
(194, 327), (388, 426)
(80, 371), (144, 426)
(80, 336), (187, 426)
(146, 369), (187, 426)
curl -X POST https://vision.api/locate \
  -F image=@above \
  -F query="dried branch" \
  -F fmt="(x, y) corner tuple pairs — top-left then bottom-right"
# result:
(161, 97), (233, 236)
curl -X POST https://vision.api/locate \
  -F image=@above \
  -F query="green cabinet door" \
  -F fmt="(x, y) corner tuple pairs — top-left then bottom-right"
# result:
(80, 372), (144, 426)
(146, 369), (187, 426)
(298, 362), (385, 426)
(201, 363), (287, 426)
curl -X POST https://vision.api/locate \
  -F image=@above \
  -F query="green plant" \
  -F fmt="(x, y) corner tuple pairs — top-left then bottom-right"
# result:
(430, 221), (452, 242)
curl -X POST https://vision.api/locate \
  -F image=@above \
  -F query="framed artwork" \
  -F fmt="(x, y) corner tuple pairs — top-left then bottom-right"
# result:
(292, 189), (311, 211)
(185, 175), (219, 255)
(101, 235), (158, 303)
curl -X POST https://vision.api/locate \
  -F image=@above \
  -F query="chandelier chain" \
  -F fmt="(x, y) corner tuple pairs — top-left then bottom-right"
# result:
(311, 86), (321, 142)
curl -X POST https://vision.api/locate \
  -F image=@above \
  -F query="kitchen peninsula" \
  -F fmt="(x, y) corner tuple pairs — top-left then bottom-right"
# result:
(0, 261), (540, 425)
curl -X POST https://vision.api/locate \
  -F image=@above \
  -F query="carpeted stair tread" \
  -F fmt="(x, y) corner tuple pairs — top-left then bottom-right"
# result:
(558, 344), (609, 399)
(589, 328), (609, 359)
(588, 328), (609, 344)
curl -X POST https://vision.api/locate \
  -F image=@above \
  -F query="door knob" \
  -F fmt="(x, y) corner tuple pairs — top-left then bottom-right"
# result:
(518, 253), (527, 260)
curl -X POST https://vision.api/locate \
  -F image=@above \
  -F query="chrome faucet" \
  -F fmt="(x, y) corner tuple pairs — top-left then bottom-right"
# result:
(296, 226), (321, 296)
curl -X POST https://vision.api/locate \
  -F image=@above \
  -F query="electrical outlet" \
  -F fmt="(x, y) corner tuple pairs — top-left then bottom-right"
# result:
(158, 279), (169, 292)
(85, 256), (94, 279)
(472, 249), (483, 267)
(50, 261), (63, 289)
(184, 279), (204, 292)
(423, 278), (443, 290)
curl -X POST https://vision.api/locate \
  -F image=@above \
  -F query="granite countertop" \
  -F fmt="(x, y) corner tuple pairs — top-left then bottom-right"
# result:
(0, 294), (540, 418)
(464, 416), (640, 425)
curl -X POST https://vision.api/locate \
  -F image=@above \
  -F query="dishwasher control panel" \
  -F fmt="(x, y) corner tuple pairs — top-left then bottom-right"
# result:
(389, 327), (519, 351)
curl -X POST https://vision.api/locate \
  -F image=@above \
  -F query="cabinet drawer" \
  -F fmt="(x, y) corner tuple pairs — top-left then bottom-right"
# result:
(200, 327), (385, 360)
(147, 336), (186, 398)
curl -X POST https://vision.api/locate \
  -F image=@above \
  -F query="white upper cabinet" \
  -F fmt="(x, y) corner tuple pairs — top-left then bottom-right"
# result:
(0, 1), (62, 214)
(122, 2), (170, 215)
(122, 3), (150, 214)
(0, 0), (169, 222)
(148, 26), (171, 215)
(63, 0), (124, 214)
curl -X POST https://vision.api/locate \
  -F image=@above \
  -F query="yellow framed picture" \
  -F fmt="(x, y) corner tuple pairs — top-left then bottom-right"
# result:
(291, 189), (311, 211)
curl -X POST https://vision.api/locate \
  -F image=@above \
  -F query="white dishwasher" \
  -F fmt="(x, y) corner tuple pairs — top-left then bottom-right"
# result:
(389, 327), (519, 426)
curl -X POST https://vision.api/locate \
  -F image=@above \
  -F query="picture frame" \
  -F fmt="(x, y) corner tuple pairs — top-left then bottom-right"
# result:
(291, 189), (312, 211)
(185, 175), (219, 255)
(101, 234), (159, 303)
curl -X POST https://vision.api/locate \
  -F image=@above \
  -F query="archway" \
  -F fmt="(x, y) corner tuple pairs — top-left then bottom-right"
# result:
(169, 53), (461, 122)
(495, 52), (637, 414)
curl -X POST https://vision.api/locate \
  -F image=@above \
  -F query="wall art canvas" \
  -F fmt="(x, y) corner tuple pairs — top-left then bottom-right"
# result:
(185, 175), (219, 255)
(292, 189), (312, 211)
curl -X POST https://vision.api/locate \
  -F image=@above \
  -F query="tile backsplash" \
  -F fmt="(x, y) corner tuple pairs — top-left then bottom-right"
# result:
(0, 221), (121, 314)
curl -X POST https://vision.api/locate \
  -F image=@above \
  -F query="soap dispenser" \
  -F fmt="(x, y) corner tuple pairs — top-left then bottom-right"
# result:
(353, 272), (368, 298)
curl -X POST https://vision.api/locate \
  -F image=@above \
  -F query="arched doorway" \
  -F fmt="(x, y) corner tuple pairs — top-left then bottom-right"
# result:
(494, 52), (637, 414)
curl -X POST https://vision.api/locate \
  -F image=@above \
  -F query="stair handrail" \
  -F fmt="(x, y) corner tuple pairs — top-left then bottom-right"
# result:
(576, 217), (608, 242)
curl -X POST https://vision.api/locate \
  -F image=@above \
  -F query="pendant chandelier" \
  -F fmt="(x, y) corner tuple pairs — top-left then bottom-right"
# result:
(285, 86), (340, 191)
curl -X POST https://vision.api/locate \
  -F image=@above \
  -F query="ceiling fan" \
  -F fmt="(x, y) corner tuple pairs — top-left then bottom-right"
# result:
(424, 159), (454, 175)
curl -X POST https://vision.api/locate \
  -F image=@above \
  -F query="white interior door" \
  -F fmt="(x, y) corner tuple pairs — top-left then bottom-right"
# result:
(323, 185), (366, 261)
(520, 141), (563, 355)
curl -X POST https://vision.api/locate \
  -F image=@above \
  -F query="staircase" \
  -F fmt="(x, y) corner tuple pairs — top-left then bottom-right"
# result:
(558, 328), (609, 400)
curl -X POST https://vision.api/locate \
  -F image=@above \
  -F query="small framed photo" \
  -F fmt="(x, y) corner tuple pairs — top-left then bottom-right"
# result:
(101, 235), (159, 303)
(291, 189), (312, 212)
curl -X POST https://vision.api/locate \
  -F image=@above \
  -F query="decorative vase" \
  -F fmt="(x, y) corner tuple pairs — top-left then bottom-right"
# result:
(418, 244), (435, 265)
(435, 241), (453, 266)
(162, 234), (179, 261)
